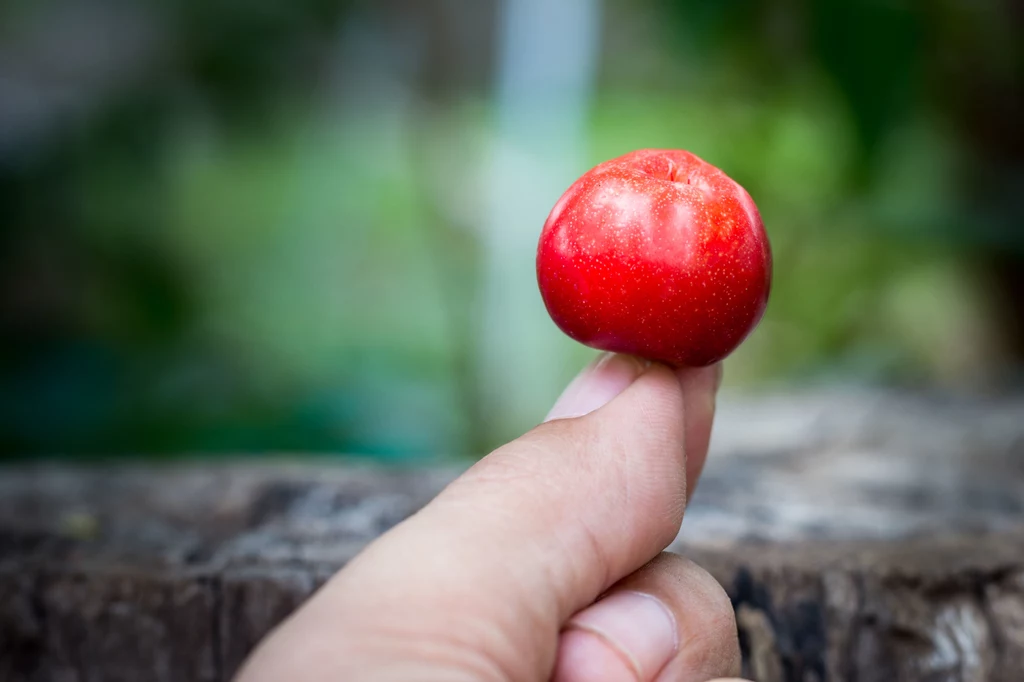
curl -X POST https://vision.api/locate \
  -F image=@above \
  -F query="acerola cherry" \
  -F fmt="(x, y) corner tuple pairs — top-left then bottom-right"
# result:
(536, 149), (772, 367)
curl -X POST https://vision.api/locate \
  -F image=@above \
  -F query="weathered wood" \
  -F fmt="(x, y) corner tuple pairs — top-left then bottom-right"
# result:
(2, 391), (1024, 681)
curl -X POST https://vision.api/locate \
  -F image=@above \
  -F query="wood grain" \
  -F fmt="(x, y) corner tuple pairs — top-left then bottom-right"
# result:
(2, 391), (1024, 681)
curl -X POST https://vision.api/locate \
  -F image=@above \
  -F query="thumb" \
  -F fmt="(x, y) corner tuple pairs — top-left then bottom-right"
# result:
(237, 354), (720, 682)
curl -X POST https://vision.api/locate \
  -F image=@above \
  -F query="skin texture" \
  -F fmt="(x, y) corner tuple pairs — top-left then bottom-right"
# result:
(236, 354), (750, 681)
(537, 149), (772, 367)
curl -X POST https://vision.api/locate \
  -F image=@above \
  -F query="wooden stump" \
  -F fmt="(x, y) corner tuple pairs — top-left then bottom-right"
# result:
(2, 391), (1024, 681)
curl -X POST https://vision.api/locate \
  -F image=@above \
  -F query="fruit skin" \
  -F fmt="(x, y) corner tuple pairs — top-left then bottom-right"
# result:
(536, 149), (772, 367)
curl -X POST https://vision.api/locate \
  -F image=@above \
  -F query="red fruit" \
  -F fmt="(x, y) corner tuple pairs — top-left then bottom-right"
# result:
(536, 149), (772, 367)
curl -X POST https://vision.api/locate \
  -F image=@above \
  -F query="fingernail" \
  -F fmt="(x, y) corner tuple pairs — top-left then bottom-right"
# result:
(546, 353), (648, 422)
(564, 590), (678, 680)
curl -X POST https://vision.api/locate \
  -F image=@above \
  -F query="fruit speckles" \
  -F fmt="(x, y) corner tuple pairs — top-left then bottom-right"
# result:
(536, 149), (772, 367)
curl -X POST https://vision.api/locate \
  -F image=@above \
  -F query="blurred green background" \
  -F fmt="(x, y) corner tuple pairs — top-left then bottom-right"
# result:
(1, 0), (1021, 459)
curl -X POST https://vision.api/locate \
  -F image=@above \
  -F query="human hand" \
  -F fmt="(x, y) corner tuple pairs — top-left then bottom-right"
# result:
(237, 354), (750, 682)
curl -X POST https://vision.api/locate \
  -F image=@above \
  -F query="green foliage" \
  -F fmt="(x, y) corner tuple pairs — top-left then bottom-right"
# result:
(0, 0), (1019, 458)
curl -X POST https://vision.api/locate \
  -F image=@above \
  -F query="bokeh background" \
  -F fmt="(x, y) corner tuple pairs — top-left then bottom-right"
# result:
(1, 0), (1021, 460)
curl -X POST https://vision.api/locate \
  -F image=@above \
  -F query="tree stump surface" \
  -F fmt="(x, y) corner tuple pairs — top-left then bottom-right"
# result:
(3, 390), (1024, 681)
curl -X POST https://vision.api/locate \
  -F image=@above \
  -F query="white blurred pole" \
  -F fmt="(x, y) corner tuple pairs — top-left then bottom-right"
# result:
(480, 0), (602, 439)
